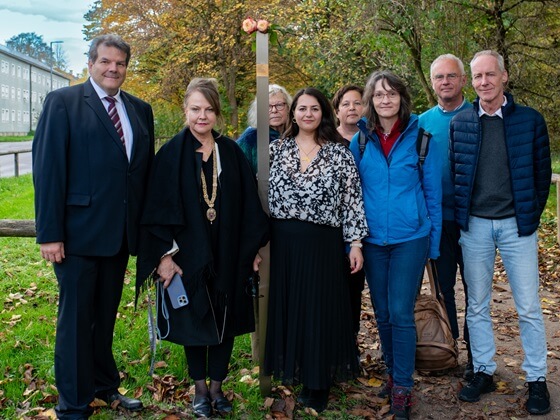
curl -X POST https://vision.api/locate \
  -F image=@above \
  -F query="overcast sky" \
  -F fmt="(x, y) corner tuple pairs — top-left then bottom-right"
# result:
(0, 0), (92, 75)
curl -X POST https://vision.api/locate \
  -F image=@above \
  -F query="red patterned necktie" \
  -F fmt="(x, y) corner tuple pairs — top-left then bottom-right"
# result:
(105, 96), (125, 146)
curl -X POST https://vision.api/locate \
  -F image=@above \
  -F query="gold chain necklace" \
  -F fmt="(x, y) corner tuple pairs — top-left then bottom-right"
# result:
(201, 142), (218, 223)
(297, 140), (319, 162)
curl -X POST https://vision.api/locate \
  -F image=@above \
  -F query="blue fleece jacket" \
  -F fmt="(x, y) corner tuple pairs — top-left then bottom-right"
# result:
(350, 115), (442, 259)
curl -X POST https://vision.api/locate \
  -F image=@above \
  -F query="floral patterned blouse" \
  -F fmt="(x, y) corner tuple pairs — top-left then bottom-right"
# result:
(269, 137), (368, 242)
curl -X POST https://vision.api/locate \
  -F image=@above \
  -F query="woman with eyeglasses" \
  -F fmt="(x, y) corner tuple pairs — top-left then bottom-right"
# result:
(349, 71), (442, 419)
(237, 84), (292, 175)
(265, 87), (368, 413)
(136, 78), (268, 418)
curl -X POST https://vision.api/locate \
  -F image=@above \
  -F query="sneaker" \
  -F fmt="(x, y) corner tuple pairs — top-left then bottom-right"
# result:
(390, 386), (412, 420)
(458, 371), (496, 402)
(526, 377), (551, 415)
(378, 375), (393, 399)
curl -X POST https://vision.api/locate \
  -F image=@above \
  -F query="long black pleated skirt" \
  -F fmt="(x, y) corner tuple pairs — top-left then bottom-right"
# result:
(264, 218), (359, 389)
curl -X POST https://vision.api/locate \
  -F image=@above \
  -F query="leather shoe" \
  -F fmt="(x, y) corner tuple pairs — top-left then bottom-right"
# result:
(192, 395), (213, 418)
(104, 392), (143, 411)
(213, 395), (233, 414)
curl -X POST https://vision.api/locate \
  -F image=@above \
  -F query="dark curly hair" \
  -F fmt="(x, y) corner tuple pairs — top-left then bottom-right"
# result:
(284, 87), (345, 145)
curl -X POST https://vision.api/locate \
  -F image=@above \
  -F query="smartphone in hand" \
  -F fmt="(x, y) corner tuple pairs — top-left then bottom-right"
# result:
(167, 272), (189, 309)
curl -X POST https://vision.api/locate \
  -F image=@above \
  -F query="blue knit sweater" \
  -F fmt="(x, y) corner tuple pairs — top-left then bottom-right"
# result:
(419, 100), (472, 221)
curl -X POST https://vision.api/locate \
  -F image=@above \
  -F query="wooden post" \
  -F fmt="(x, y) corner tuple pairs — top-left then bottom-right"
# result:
(553, 173), (560, 244)
(254, 31), (272, 396)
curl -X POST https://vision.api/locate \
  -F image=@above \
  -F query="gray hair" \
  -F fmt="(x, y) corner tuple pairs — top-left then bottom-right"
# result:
(430, 54), (466, 78)
(247, 84), (292, 127)
(88, 34), (131, 66)
(470, 50), (506, 72)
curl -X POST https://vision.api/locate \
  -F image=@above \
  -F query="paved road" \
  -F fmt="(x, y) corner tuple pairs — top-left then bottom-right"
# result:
(0, 141), (32, 178)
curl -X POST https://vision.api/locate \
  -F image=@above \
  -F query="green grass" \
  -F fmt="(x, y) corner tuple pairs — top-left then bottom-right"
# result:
(0, 135), (33, 143)
(0, 175), (35, 218)
(0, 175), (352, 419)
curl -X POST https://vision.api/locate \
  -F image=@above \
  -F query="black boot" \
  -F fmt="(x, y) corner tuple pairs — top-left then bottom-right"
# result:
(304, 388), (329, 413)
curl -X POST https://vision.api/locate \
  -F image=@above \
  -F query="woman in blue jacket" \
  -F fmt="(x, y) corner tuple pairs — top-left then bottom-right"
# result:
(349, 71), (441, 419)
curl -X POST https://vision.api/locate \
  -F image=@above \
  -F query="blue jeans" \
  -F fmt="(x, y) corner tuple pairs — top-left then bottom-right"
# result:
(363, 236), (429, 388)
(459, 216), (547, 381)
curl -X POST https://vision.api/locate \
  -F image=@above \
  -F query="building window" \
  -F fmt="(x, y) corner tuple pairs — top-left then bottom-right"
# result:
(1, 61), (8, 74)
(17, 110), (22, 122)
(17, 88), (21, 101)
(23, 89), (29, 102)
(23, 111), (30, 123)
(11, 110), (15, 122)
(11, 63), (15, 76)
(11, 87), (15, 100)
(31, 71), (36, 82)
(23, 68), (29, 80)
(32, 91), (37, 103)
(1, 85), (8, 98)
(17, 66), (21, 78)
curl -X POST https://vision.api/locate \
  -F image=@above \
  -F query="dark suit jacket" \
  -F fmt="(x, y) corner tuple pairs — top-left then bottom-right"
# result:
(33, 78), (155, 256)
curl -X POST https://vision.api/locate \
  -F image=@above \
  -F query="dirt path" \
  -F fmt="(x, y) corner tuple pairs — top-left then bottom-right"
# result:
(356, 269), (560, 419)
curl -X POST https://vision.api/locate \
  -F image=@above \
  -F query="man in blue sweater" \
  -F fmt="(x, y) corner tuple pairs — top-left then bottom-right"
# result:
(419, 54), (473, 380)
(450, 50), (551, 415)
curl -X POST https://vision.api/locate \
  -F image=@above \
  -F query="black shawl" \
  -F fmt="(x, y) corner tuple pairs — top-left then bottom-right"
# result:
(136, 128), (269, 345)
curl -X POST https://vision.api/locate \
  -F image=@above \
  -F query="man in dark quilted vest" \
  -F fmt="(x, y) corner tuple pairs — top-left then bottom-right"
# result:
(449, 50), (552, 415)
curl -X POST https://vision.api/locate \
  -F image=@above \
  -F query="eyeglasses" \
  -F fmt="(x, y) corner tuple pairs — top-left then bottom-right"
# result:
(432, 73), (460, 82)
(373, 91), (399, 101)
(269, 102), (287, 111)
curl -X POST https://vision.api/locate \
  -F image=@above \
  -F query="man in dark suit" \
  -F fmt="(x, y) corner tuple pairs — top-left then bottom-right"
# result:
(32, 34), (154, 419)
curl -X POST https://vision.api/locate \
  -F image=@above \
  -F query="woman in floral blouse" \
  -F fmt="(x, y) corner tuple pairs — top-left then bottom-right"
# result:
(264, 87), (368, 413)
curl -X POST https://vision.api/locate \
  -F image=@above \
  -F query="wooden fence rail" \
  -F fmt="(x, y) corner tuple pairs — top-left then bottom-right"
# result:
(1, 174), (560, 242)
(0, 219), (36, 237)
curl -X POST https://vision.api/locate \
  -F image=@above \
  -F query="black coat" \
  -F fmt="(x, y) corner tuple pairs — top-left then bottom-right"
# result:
(136, 128), (269, 346)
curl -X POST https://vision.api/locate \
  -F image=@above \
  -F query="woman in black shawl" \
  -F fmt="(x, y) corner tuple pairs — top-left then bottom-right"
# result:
(136, 78), (268, 418)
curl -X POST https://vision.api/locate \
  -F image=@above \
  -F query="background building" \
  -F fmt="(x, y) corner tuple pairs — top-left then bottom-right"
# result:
(0, 44), (71, 136)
